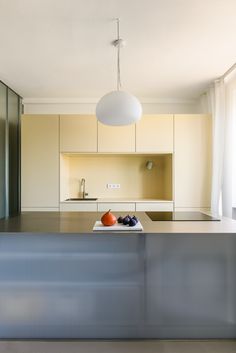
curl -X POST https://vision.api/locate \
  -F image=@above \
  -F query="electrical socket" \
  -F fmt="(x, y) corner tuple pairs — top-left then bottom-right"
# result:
(107, 183), (121, 189)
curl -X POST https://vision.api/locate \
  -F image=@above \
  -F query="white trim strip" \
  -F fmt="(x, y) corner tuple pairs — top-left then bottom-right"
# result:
(23, 97), (197, 105)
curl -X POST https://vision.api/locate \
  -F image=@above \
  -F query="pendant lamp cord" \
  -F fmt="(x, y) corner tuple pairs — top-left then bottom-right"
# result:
(116, 18), (122, 91)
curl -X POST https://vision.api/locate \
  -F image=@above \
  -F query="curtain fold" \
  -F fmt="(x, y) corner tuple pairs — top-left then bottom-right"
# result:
(207, 73), (236, 217)
(210, 80), (226, 216)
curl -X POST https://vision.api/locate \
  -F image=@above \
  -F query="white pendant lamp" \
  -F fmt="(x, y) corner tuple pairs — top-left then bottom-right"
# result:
(96, 19), (142, 126)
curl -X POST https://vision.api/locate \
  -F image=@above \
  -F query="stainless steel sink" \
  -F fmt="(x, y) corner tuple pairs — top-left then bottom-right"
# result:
(65, 198), (97, 201)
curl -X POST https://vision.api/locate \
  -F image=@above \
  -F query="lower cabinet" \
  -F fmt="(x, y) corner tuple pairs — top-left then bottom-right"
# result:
(60, 203), (97, 212)
(60, 201), (174, 212)
(97, 203), (135, 212)
(136, 202), (173, 212)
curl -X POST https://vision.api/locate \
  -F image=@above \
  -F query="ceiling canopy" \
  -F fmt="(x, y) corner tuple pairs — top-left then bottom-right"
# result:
(0, 0), (236, 100)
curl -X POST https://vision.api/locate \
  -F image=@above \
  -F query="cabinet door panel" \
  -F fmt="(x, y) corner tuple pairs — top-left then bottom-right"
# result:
(136, 115), (173, 152)
(60, 203), (97, 212)
(136, 202), (174, 212)
(97, 202), (135, 212)
(21, 115), (59, 208)
(60, 115), (97, 152)
(98, 123), (135, 152)
(174, 114), (212, 208)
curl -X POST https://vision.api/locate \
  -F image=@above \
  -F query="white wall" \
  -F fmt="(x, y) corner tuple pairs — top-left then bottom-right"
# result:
(23, 98), (201, 115)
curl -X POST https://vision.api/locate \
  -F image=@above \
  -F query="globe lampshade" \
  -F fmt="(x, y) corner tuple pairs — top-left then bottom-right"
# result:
(96, 90), (142, 126)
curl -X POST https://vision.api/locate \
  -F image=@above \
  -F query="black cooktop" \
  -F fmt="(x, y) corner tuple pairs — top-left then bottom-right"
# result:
(146, 211), (221, 221)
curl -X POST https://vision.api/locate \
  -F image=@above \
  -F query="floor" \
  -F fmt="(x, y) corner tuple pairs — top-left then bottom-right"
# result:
(0, 340), (235, 353)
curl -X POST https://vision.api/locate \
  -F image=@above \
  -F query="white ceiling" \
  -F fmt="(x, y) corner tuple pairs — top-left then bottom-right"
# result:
(0, 0), (236, 100)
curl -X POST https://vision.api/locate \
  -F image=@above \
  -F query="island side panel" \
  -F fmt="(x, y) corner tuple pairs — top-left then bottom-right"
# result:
(145, 233), (236, 338)
(0, 233), (145, 338)
(0, 232), (235, 338)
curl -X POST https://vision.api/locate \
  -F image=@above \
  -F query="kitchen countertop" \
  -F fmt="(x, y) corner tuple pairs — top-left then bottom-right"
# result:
(60, 198), (173, 203)
(0, 211), (236, 234)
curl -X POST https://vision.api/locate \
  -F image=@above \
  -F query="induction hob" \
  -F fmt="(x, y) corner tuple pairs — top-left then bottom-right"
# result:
(145, 211), (221, 221)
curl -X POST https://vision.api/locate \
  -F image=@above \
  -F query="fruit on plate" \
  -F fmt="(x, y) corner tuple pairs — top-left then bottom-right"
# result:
(101, 210), (117, 226)
(122, 215), (131, 225)
(117, 216), (123, 223)
(119, 214), (139, 226)
(129, 218), (137, 227)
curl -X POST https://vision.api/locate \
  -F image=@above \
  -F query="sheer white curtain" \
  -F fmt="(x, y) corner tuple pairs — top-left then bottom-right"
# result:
(209, 80), (226, 216)
(232, 89), (236, 210)
(205, 71), (236, 217)
(222, 75), (236, 217)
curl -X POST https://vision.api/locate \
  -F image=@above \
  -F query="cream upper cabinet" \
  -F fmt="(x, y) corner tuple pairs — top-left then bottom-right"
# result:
(136, 115), (174, 152)
(98, 122), (135, 152)
(60, 115), (97, 152)
(21, 115), (59, 209)
(174, 114), (212, 208)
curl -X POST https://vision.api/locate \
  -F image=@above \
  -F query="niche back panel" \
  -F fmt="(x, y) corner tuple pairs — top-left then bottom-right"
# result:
(60, 154), (172, 201)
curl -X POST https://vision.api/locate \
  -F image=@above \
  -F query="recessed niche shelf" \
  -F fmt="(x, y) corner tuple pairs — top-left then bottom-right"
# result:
(60, 153), (173, 202)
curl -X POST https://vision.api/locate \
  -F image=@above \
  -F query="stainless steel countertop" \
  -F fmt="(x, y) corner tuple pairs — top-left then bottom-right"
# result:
(0, 212), (236, 234)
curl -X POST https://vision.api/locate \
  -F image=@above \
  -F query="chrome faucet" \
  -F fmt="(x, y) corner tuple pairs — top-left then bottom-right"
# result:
(81, 178), (88, 199)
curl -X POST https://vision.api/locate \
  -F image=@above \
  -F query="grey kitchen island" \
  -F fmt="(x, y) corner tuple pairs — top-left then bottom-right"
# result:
(0, 212), (236, 339)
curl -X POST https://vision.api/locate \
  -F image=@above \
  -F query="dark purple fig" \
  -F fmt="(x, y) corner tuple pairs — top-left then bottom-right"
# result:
(123, 216), (131, 225)
(117, 216), (123, 223)
(132, 216), (138, 222)
(129, 218), (137, 227)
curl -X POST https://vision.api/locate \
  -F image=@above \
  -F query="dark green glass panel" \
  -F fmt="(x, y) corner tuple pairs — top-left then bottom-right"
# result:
(0, 83), (7, 219)
(7, 88), (19, 216)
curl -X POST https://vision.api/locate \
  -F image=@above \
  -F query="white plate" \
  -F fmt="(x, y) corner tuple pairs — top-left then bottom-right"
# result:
(93, 221), (143, 231)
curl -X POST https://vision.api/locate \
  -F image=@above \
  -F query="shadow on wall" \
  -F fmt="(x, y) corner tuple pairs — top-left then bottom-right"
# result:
(233, 208), (236, 220)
